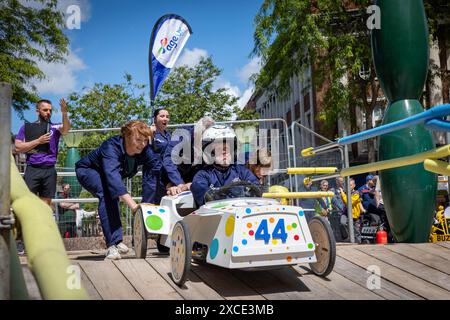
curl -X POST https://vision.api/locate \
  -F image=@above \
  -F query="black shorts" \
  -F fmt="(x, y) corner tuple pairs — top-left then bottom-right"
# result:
(24, 165), (57, 199)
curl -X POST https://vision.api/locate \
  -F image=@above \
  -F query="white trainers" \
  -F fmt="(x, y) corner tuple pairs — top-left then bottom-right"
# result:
(116, 242), (129, 254)
(105, 245), (121, 260)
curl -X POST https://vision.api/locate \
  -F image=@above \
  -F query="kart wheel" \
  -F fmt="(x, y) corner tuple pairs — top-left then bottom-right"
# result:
(133, 207), (147, 259)
(157, 235), (170, 254)
(170, 221), (191, 286)
(308, 216), (336, 277)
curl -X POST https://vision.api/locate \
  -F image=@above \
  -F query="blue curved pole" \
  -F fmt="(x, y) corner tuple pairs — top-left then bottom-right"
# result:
(339, 103), (450, 145)
(309, 104), (450, 155)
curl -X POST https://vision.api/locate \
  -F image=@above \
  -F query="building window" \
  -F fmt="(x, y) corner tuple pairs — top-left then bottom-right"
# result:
(294, 101), (301, 120)
(286, 110), (292, 126)
(304, 93), (310, 112)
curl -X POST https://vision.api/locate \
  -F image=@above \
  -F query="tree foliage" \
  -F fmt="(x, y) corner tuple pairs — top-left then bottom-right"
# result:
(425, 0), (450, 105)
(155, 56), (238, 124)
(65, 74), (151, 157)
(253, 0), (375, 127)
(252, 0), (448, 161)
(0, 0), (69, 114)
(67, 74), (151, 129)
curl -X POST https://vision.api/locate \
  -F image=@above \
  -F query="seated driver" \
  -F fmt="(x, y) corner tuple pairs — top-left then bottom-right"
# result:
(191, 125), (260, 206)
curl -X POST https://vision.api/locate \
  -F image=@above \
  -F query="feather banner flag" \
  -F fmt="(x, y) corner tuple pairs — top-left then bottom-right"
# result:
(149, 14), (193, 102)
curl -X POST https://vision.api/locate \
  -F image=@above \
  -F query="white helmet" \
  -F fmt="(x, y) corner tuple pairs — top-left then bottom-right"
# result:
(202, 125), (236, 143)
(202, 125), (236, 164)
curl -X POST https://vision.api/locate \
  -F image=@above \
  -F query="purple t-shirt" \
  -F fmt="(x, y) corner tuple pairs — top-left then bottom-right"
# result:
(16, 122), (63, 166)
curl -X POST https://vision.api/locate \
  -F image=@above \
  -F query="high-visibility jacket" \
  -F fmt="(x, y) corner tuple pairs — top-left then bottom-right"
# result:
(341, 190), (363, 220)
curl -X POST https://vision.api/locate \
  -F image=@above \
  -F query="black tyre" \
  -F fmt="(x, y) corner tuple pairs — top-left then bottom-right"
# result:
(170, 221), (191, 286)
(308, 216), (336, 277)
(133, 206), (147, 259)
(157, 235), (170, 254)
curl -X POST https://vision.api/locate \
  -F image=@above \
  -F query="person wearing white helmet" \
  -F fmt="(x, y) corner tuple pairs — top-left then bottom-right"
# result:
(191, 124), (260, 206)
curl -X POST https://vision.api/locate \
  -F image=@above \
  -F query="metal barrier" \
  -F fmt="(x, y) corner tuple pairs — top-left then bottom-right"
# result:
(290, 121), (355, 242)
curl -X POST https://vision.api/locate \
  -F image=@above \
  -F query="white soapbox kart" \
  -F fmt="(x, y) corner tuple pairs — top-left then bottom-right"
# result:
(133, 182), (336, 286)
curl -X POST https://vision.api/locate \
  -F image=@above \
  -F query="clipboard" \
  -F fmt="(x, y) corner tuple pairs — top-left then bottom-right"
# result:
(24, 121), (50, 153)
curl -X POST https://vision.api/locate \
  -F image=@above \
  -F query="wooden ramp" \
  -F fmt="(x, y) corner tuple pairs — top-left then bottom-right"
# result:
(23, 242), (450, 300)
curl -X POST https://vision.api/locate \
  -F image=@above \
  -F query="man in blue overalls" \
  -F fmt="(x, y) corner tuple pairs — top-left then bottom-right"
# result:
(191, 125), (260, 207)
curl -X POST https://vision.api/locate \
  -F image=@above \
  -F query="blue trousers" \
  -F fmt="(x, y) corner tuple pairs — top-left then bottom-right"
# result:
(76, 167), (123, 247)
(142, 170), (167, 204)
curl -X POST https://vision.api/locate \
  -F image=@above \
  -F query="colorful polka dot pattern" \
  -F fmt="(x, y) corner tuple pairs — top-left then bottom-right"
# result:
(236, 207), (305, 257)
(208, 206), (307, 265)
(225, 216), (235, 237)
(210, 239), (219, 260)
(146, 215), (163, 231)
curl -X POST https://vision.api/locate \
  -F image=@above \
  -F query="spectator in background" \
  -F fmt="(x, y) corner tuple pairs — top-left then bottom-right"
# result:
(358, 174), (377, 213)
(57, 183), (79, 238)
(340, 178), (366, 243)
(15, 99), (71, 205)
(317, 179), (333, 218)
(374, 175), (384, 210)
(331, 176), (345, 214)
(329, 176), (348, 241)
(299, 177), (318, 221)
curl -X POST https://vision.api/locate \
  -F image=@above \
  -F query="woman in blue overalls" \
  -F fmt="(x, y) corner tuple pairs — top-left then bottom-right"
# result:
(142, 108), (182, 204)
(76, 121), (153, 260)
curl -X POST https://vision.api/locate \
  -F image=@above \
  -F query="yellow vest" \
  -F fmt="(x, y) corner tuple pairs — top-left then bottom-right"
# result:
(341, 191), (362, 220)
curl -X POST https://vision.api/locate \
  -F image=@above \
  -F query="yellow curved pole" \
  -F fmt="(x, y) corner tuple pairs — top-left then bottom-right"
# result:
(287, 167), (338, 175)
(423, 159), (450, 176)
(10, 156), (88, 300)
(340, 145), (450, 177)
(301, 147), (315, 157)
(263, 191), (334, 199)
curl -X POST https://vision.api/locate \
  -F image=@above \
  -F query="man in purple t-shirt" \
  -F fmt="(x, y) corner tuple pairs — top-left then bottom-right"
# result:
(15, 99), (71, 205)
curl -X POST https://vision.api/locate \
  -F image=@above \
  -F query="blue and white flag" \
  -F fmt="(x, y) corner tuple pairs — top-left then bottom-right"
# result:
(149, 14), (193, 102)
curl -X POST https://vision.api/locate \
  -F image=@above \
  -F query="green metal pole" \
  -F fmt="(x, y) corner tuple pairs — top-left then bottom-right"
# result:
(372, 0), (436, 242)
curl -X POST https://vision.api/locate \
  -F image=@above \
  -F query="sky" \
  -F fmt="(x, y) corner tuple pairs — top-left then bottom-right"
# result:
(11, 0), (263, 133)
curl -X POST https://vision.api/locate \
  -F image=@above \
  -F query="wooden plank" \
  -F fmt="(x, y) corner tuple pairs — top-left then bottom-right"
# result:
(78, 260), (142, 300)
(409, 243), (450, 260)
(356, 245), (450, 292)
(21, 265), (42, 300)
(232, 266), (344, 300)
(332, 256), (422, 300)
(384, 244), (450, 276)
(231, 268), (299, 300)
(337, 247), (450, 299)
(190, 262), (265, 300)
(436, 242), (450, 249)
(293, 265), (383, 300)
(70, 261), (102, 300)
(113, 259), (182, 300)
(145, 252), (223, 300)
